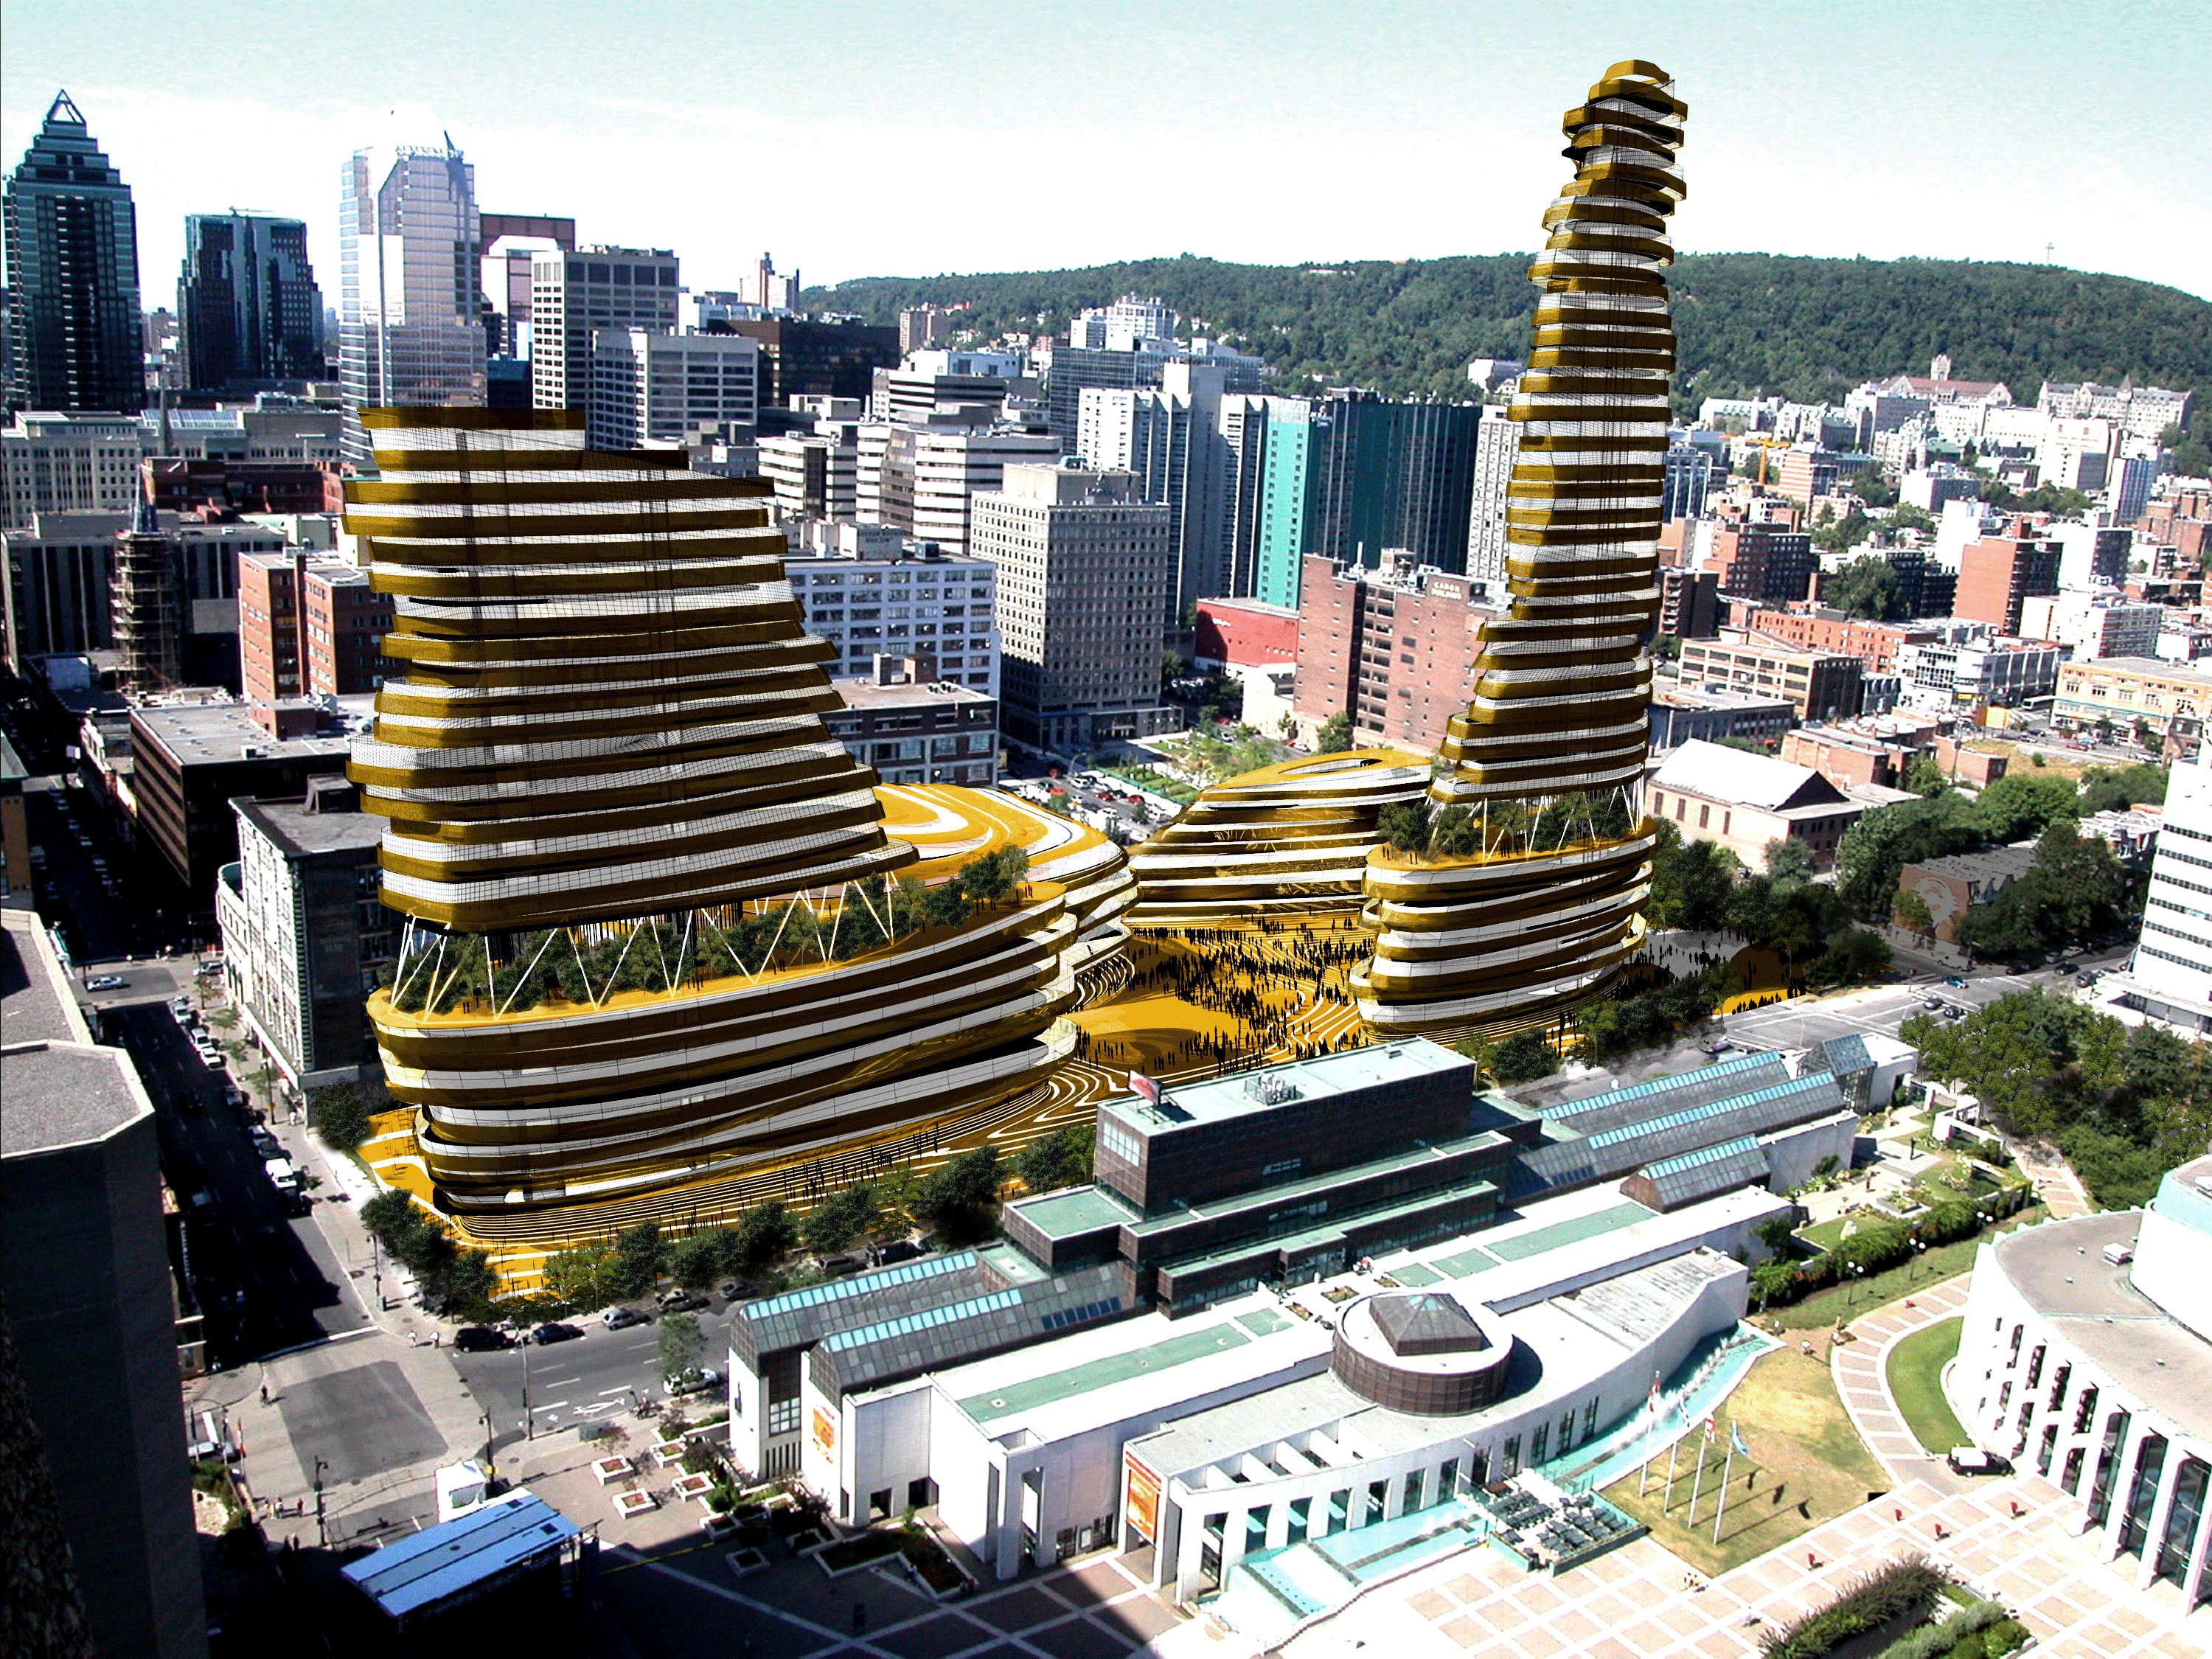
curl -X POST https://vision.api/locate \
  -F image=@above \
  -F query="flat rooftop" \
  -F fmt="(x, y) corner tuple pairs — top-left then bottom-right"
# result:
(234, 795), (383, 857)
(133, 698), (370, 765)
(1989, 1211), (2211, 1433)
(0, 913), (84, 1048)
(0, 1044), (149, 1155)
(830, 678), (994, 711)
(1103, 1039), (1469, 1138)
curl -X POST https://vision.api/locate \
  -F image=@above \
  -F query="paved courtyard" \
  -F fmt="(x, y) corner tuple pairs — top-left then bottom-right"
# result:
(1266, 1473), (2204, 1659)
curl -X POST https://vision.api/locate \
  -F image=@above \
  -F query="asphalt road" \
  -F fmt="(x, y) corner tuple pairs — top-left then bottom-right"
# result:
(110, 996), (375, 1367)
(1724, 946), (2137, 1055)
(451, 1295), (745, 1452)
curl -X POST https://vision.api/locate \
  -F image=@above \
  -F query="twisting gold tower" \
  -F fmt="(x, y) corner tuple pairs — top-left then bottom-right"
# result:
(1354, 60), (1686, 1033)
(347, 410), (1116, 1222)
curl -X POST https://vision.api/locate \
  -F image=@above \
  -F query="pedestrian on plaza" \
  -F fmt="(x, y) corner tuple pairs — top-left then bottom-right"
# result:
(260, 1383), (270, 1405)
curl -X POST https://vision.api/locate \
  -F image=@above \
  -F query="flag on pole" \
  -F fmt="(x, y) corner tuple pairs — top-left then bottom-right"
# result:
(1703, 1415), (1717, 1441)
(1128, 1073), (1163, 1107)
(1731, 1422), (1750, 1457)
(1649, 1371), (1662, 1416)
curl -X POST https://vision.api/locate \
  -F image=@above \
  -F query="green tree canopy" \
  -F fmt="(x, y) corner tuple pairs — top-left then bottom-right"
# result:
(802, 1184), (877, 1256)
(608, 1222), (667, 1300)
(1821, 554), (1903, 619)
(1973, 771), (2081, 842)
(1314, 711), (1354, 753)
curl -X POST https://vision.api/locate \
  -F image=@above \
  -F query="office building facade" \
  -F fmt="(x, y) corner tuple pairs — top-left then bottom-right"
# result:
(971, 464), (1176, 751)
(4, 94), (145, 414)
(586, 327), (758, 450)
(528, 246), (679, 414)
(337, 132), (484, 456)
(176, 212), (324, 391)
(2124, 747), (2212, 1030)
(787, 542), (1000, 693)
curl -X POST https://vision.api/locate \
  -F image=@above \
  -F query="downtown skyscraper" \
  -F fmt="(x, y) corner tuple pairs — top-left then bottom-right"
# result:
(337, 127), (484, 459)
(4, 91), (145, 413)
(177, 212), (326, 392)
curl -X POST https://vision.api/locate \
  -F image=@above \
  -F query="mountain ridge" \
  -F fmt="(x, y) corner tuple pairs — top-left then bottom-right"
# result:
(802, 252), (2212, 411)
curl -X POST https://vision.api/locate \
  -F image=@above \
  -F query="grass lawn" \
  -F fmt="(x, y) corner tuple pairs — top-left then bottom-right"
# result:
(1887, 1317), (1971, 1455)
(1601, 1347), (1889, 1577)
(1770, 1207), (2045, 1333)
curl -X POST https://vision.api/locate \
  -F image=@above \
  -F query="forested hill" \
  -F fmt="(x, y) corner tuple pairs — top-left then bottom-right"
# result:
(802, 254), (2212, 409)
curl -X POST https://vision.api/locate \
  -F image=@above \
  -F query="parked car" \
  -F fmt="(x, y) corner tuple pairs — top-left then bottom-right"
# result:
(195, 960), (225, 977)
(248, 1127), (281, 1158)
(453, 1326), (515, 1352)
(602, 1307), (650, 1329)
(1700, 1039), (1733, 1056)
(1944, 975), (1966, 987)
(655, 1288), (709, 1312)
(717, 1280), (749, 1302)
(666, 1366), (723, 1397)
(1921, 997), (1944, 1010)
(874, 1239), (925, 1265)
(194, 1044), (225, 1068)
(170, 995), (193, 1015)
(1946, 1447), (2010, 1475)
(84, 973), (125, 991)
(530, 1322), (584, 1346)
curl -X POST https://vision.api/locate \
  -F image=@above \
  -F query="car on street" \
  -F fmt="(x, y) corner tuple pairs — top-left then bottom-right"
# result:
(1946, 1447), (2010, 1475)
(194, 1043), (225, 1068)
(1921, 997), (1944, 1009)
(530, 1321), (585, 1346)
(84, 973), (125, 991)
(453, 1326), (515, 1352)
(602, 1307), (650, 1329)
(249, 1127), (281, 1158)
(874, 1239), (925, 1265)
(170, 994), (193, 1014)
(2077, 975), (2098, 988)
(655, 1288), (709, 1312)
(195, 961), (224, 977)
(666, 1365), (723, 1397)
(1700, 1039), (1732, 1055)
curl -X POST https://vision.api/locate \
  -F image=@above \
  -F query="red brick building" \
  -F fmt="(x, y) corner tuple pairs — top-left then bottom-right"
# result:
(1740, 608), (1937, 675)
(1293, 556), (1495, 754)
(143, 456), (341, 516)
(1955, 535), (2062, 634)
(1194, 597), (1299, 669)
(239, 552), (395, 702)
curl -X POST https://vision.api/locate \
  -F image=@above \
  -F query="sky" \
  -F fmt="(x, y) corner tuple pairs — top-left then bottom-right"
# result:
(5, 0), (2209, 310)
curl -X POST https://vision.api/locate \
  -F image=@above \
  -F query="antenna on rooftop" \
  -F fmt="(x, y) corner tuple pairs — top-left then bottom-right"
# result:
(2045, 243), (2054, 264)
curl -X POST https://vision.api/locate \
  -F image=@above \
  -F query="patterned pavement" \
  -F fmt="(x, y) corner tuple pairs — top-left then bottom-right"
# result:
(1269, 1473), (2205, 1659)
(1831, 1273), (1976, 1493)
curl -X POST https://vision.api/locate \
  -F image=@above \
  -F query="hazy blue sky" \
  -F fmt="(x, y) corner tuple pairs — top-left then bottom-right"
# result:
(6, 0), (2208, 308)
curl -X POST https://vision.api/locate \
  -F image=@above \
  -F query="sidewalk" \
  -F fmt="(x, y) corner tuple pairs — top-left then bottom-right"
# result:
(1830, 1273), (1975, 1492)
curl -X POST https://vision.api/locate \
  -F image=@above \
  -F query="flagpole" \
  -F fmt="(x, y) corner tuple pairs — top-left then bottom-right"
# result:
(1663, 1430), (1680, 1512)
(1712, 1423), (1740, 1544)
(1639, 1371), (1660, 1495)
(1687, 1422), (1711, 1526)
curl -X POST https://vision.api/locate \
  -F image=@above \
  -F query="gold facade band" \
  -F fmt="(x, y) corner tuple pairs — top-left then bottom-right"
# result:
(347, 413), (1127, 1217)
(1356, 60), (1684, 1034)
(1127, 751), (1430, 926)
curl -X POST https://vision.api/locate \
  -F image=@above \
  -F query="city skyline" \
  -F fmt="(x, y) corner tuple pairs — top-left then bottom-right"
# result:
(3, 0), (2207, 309)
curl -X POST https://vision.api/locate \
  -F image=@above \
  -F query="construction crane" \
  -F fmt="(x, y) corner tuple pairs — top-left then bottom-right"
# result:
(1742, 432), (1792, 487)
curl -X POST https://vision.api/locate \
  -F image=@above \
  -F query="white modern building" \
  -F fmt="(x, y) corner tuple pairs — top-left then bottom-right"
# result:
(762, 420), (862, 524)
(1463, 411), (1521, 591)
(785, 540), (999, 693)
(1896, 636), (2064, 709)
(1953, 1156), (2212, 1617)
(910, 425), (1065, 559)
(2019, 592), (2167, 664)
(2124, 747), (2212, 1032)
(586, 328), (757, 451)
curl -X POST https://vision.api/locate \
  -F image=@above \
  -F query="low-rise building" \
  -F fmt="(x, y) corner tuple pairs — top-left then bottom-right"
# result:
(1644, 738), (1865, 870)
(1739, 608), (1937, 676)
(1676, 633), (1864, 721)
(2053, 657), (2212, 748)
(1895, 844), (2039, 945)
(214, 778), (397, 1089)
(1647, 684), (1796, 752)
(1897, 636), (2063, 710)
(821, 664), (998, 787)
(2019, 593), (2167, 663)
(128, 697), (362, 914)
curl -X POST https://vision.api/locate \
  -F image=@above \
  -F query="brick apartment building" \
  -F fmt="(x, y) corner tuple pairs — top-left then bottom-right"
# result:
(1293, 555), (1495, 753)
(238, 552), (396, 702)
(1194, 597), (1299, 670)
(1955, 534), (2062, 634)
(1658, 568), (1719, 639)
(1739, 608), (1938, 675)
(1705, 524), (1818, 607)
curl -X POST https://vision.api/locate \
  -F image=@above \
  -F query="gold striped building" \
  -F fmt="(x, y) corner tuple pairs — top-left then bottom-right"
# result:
(348, 410), (1123, 1217)
(1354, 61), (1686, 1033)
(1126, 751), (1428, 926)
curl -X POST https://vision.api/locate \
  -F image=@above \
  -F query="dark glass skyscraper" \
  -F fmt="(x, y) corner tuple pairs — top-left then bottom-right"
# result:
(4, 91), (144, 413)
(178, 213), (325, 391)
